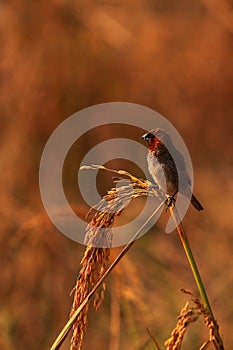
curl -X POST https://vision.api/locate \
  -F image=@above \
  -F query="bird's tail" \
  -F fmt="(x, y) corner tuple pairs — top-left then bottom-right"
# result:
(191, 194), (204, 211)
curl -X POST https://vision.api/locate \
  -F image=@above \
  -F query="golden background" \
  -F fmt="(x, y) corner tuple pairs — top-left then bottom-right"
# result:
(0, 1), (232, 349)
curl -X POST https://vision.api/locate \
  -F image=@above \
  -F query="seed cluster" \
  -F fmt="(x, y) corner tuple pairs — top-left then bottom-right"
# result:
(69, 165), (159, 349)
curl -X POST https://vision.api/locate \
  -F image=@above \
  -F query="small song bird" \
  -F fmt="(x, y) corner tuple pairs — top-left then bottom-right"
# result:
(142, 128), (203, 211)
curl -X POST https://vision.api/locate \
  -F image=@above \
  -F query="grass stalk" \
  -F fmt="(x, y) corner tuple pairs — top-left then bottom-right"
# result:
(170, 205), (224, 350)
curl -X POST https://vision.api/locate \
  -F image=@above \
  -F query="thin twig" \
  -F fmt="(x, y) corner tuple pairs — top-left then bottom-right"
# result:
(147, 327), (163, 350)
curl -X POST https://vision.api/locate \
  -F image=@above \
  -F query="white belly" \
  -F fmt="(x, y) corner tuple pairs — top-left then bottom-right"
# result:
(147, 153), (167, 192)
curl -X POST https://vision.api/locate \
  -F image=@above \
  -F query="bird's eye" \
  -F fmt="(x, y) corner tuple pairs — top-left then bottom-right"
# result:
(142, 132), (155, 141)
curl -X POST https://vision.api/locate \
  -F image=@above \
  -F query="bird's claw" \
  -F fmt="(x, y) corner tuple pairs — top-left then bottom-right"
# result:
(165, 195), (176, 211)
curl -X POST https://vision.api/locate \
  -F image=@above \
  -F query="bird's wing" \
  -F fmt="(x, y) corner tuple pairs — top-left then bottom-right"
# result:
(171, 146), (192, 187)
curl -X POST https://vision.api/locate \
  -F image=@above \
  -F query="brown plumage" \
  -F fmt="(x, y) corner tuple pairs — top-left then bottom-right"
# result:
(142, 128), (203, 211)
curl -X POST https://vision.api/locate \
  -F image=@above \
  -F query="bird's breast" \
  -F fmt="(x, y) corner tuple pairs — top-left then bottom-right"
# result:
(147, 152), (167, 192)
(147, 152), (177, 194)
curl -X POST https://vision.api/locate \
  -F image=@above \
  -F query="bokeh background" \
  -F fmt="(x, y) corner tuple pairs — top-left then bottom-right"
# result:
(1, 0), (232, 349)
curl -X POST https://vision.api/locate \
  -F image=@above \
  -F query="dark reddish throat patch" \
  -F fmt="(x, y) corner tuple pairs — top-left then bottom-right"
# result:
(147, 137), (162, 151)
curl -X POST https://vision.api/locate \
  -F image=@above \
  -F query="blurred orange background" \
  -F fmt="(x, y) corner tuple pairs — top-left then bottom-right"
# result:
(0, 1), (232, 349)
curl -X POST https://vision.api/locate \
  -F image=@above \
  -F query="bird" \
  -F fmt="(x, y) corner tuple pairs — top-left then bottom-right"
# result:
(142, 128), (204, 211)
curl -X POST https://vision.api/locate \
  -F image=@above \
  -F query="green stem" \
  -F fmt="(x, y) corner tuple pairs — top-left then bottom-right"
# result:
(170, 207), (224, 350)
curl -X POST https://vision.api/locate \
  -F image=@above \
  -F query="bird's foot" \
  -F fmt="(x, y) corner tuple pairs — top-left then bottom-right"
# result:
(165, 194), (176, 211)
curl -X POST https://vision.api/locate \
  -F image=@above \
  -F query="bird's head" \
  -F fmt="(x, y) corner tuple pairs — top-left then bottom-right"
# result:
(142, 128), (170, 151)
